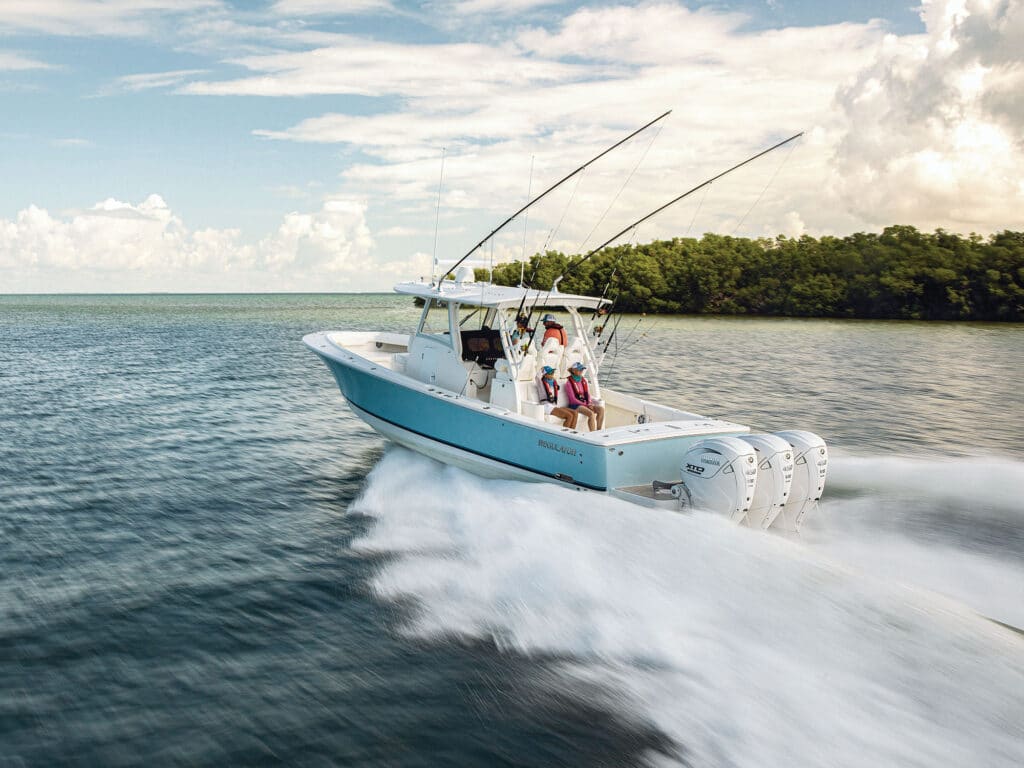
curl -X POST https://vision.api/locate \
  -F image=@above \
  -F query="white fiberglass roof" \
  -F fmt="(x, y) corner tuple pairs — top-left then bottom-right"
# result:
(393, 280), (609, 310)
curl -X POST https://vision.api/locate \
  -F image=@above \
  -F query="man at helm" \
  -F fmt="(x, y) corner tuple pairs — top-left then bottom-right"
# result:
(510, 314), (533, 350)
(540, 313), (567, 346)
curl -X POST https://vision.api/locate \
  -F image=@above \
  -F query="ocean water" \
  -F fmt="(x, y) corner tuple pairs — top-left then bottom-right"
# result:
(1, 294), (1022, 767)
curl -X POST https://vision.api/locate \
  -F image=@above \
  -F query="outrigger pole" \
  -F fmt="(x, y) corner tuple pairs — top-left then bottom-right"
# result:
(440, 110), (672, 283)
(563, 131), (804, 279)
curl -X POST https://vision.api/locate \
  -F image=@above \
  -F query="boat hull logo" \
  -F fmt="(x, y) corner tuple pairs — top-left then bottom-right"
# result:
(538, 439), (576, 457)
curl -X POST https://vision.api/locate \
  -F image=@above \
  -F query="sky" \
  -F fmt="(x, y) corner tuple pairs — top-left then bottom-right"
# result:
(0, 0), (1021, 292)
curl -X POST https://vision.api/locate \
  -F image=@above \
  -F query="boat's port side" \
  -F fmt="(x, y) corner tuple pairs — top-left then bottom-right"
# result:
(305, 331), (614, 490)
(316, 332), (750, 449)
(305, 330), (825, 528)
(325, 296), (701, 437)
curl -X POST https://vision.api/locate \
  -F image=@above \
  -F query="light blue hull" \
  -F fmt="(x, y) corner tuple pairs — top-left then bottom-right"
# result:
(307, 334), (749, 496)
(322, 355), (609, 489)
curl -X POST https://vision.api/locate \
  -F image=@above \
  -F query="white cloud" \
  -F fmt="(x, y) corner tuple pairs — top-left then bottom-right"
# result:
(0, 194), (420, 292)
(834, 0), (1024, 231)
(3, 0), (1021, 292)
(378, 225), (420, 237)
(0, 0), (219, 37)
(448, 0), (559, 15)
(114, 68), (209, 92)
(259, 198), (373, 274)
(180, 38), (599, 97)
(230, 3), (879, 250)
(0, 51), (53, 70)
(232, 0), (1021, 252)
(514, 3), (752, 64)
(270, 0), (393, 15)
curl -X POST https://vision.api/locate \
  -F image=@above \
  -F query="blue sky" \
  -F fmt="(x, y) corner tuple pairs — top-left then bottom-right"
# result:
(1, 0), (1019, 292)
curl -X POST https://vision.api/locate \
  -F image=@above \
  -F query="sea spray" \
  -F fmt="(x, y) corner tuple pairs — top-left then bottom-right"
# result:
(823, 452), (1024, 516)
(802, 450), (1024, 629)
(352, 448), (1024, 768)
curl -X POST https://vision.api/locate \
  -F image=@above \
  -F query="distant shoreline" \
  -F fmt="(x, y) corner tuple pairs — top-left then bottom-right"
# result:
(4, 225), (1022, 323)
(2, 293), (1020, 325)
(0, 291), (391, 296)
(485, 226), (1024, 323)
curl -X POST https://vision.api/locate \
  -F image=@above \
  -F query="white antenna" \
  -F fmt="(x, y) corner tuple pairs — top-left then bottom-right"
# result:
(519, 155), (534, 287)
(431, 147), (446, 285)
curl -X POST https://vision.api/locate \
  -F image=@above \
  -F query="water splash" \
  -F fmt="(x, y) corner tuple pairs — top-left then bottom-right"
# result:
(352, 448), (1024, 767)
(803, 451), (1024, 629)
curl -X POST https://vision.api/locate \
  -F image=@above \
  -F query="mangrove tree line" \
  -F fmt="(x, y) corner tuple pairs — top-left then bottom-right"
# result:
(478, 226), (1023, 321)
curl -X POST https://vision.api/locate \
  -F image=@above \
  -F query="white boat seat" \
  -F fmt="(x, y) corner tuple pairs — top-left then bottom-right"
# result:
(539, 341), (563, 378)
(540, 336), (562, 354)
(466, 367), (488, 388)
(515, 354), (537, 382)
(560, 337), (585, 377)
(464, 365), (489, 398)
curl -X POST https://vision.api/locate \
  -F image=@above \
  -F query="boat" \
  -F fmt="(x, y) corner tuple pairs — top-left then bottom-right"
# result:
(304, 270), (827, 531)
(304, 123), (829, 531)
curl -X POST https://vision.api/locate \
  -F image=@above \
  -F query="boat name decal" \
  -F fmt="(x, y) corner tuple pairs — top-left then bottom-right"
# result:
(538, 439), (577, 457)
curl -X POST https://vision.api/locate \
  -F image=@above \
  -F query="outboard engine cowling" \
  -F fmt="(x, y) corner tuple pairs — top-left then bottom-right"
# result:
(771, 430), (828, 532)
(677, 437), (758, 522)
(737, 434), (794, 529)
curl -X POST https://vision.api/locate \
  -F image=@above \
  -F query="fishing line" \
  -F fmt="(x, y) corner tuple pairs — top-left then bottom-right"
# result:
(562, 132), (803, 282)
(731, 140), (797, 236)
(431, 147), (446, 284)
(520, 155), (534, 271)
(542, 167), (586, 253)
(576, 122), (665, 255)
(686, 182), (709, 238)
(444, 111), (671, 279)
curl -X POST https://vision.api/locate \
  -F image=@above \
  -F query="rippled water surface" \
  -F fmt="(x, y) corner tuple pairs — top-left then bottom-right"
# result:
(1, 294), (1022, 767)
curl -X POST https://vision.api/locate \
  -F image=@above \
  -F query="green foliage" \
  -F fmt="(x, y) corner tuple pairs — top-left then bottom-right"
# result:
(485, 227), (1023, 321)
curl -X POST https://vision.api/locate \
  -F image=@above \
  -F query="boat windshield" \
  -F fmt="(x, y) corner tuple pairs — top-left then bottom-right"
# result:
(418, 299), (452, 344)
(458, 305), (495, 330)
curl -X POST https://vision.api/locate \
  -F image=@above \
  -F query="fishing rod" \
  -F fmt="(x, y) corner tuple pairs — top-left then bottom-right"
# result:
(441, 110), (672, 283)
(599, 312), (624, 358)
(589, 243), (632, 324)
(524, 132), (803, 351)
(562, 131), (804, 279)
(509, 256), (548, 347)
(607, 315), (655, 377)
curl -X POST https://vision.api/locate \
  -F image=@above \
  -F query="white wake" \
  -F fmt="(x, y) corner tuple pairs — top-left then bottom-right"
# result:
(351, 449), (1024, 767)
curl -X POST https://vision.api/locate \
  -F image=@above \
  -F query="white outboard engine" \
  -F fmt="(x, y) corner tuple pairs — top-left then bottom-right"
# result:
(770, 431), (828, 532)
(737, 434), (794, 529)
(675, 437), (758, 522)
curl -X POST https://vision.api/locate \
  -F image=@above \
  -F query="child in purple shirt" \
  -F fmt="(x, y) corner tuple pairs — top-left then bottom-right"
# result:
(564, 362), (605, 431)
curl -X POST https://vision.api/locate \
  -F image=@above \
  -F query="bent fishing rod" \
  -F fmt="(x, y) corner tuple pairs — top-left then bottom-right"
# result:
(561, 131), (804, 281)
(440, 110), (672, 283)
(519, 131), (803, 358)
